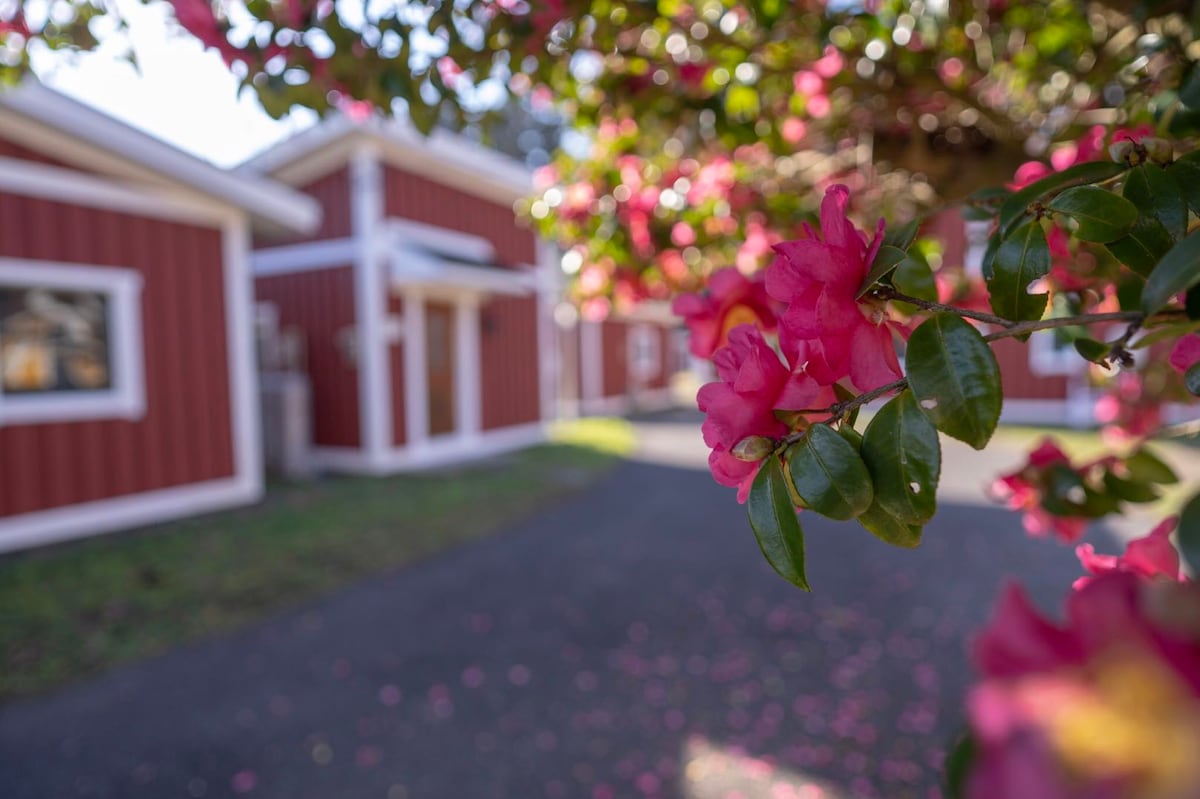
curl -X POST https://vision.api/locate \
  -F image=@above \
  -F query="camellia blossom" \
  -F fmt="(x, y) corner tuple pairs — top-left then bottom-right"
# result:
(1074, 517), (1186, 590)
(966, 573), (1200, 799)
(1170, 333), (1200, 374)
(697, 324), (831, 502)
(765, 184), (903, 391)
(673, 269), (778, 359)
(990, 438), (1088, 543)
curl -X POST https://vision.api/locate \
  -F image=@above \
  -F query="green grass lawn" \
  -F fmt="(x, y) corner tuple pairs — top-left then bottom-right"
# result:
(0, 418), (635, 702)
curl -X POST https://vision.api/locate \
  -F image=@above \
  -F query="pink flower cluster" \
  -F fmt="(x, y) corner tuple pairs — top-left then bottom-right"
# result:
(965, 572), (1200, 799)
(990, 439), (1089, 543)
(1075, 517), (1186, 590)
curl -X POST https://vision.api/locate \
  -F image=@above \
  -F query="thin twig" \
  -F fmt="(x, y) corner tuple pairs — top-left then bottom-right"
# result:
(875, 287), (1013, 327)
(982, 311), (1148, 342)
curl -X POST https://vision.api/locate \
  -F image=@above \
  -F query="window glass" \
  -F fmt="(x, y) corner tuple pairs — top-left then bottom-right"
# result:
(0, 287), (112, 394)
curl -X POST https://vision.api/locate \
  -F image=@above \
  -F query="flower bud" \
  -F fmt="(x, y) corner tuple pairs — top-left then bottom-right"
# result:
(732, 436), (775, 462)
(1108, 139), (1135, 164)
(1142, 137), (1173, 165)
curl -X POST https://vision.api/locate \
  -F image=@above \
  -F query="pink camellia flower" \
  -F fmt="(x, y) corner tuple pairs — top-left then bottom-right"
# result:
(965, 572), (1200, 799)
(1075, 517), (1186, 590)
(1094, 371), (1163, 446)
(1169, 334), (1200, 374)
(672, 268), (778, 359)
(765, 184), (903, 392)
(990, 439), (1089, 543)
(697, 325), (831, 502)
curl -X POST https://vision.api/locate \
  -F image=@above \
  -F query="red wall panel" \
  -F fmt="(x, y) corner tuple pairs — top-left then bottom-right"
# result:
(0, 194), (235, 518)
(383, 166), (537, 266)
(602, 321), (629, 398)
(255, 266), (361, 448)
(992, 337), (1069, 400)
(480, 295), (541, 430)
(256, 166), (351, 248)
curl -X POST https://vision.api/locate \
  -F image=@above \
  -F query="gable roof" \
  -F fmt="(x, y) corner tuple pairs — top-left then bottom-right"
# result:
(0, 82), (321, 235)
(240, 115), (532, 206)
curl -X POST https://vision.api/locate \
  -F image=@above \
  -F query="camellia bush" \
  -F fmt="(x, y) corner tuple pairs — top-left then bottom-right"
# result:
(8, 0), (1200, 796)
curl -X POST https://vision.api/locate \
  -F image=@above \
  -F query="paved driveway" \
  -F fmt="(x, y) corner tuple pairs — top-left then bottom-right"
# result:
(0, 413), (1095, 799)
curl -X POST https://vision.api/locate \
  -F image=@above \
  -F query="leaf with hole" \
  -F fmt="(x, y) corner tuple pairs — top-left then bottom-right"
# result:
(905, 314), (1002, 450)
(861, 392), (940, 524)
(787, 424), (874, 521)
(1046, 186), (1137, 243)
(1141, 228), (1200, 315)
(747, 457), (809, 591)
(987, 219), (1050, 323)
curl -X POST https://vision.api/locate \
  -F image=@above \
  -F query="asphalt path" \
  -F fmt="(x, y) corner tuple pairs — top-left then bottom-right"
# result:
(0, 412), (1100, 799)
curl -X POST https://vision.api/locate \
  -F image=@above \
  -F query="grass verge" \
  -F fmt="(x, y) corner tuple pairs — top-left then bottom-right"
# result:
(0, 418), (635, 702)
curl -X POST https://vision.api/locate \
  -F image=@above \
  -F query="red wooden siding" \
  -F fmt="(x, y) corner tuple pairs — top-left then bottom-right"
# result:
(390, 294), (407, 446)
(649, 326), (673, 389)
(992, 337), (1069, 399)
(0, 193), (234, 518)
(256, 166), (351, 248)
(602, 320), (629, 398)
(255, 266), (362, 448)
(382, 166), (537, 266)
(480, 295), (541, 429)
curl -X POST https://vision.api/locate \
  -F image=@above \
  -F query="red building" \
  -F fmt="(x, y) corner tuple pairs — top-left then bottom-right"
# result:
(245, 118), (560, 473)
(0, 84), (320, 552)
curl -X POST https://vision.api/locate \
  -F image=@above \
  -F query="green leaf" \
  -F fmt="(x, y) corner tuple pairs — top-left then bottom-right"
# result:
(1187, 286), (1200, 320)
(893, 255), (938, 303)
(944, 731), (977, 799)
(987, 219), (1050, 322)
(883, 218), (921, 251)
(1176, 492), (1200, 576)
(858, 245), (908, 298)
(962, 186), (1011, 222)
(1107, 215), (1176, 278)
(1167, 150), (1200, 215)
(1073, 337), (1111, 364)
(787, 424), (874, 521)
(857, 502), (923, 548)
(861, 392), (940, 524)
(1180, 65), (1200, 109)
(1046, 186), (1137, 243)
(1123, 165), (1188, 242)
(981, 231), (1001, 281)
(1141, 228), (1200, 314)
(747, 457), (810, 591)
(905, 314), (1002, 450)
(1123, 448), (1178, 484)
(1102, 472), (1160, 504)
(998, 161), (1126, 239)
(1186, 362), (1200, 396)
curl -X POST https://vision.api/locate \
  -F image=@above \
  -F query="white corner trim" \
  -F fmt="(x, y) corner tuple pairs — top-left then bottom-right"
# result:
(0, 258), (146, 426)
(0, 477), (259, 554)
(536, 240), (560, 423)
(382, 217), (496, 263)
(0, 82), (321, 234)
(222, 218), (264, 496)
(402, 287), (429, 449)
(351, 146), (393, 467)
(251, 238), (358, 276)
(455, 297), (482, 438)
(580, 320), (604, 403)
(0, 155), (238, 228)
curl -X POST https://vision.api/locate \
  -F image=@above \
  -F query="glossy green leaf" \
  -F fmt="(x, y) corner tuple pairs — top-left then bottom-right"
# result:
(892, 255), (939, 303)
(857, 502), (923, 548)
(787, 424), (874, 521)
(987, 220), (1050, 322)
(1123, 448), (1178, 484)
(1107, 215), (1176, 278)
(858, 245), (908, 297)
(1102, 472), (1159, 504)
(1073, 337), (1111, 364)
(1187, 286), (1200, 320)
(861, 392), (940, 524)
(981, 231), (1001, 281)
(1046, 186), (1137, 243)
(1123, 165), (1187, 242)
(998, 161), (1126, 239)
(883, 218), (921, 252)
(1141, 228), (1200, 314)
(747, 457), (810, 591)
(944, 731), (977, 799)
(1167, 150), (1200, 215)
(962, 186), (1011, 222)
(905, 314), (1002, 450)
(1186, 362), (1200, 396)
(1176, 492), (1200, 577)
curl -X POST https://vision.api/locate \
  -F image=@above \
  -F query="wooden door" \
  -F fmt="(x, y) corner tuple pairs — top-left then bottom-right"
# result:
(425, 302), (456, 436)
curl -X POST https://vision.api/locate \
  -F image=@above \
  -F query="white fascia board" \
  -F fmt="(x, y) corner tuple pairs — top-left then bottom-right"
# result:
(382, 217), (496, 263)
(387, 250), (538, 297)
(0, 82), (321, 235)
(251, 238), (359, 276)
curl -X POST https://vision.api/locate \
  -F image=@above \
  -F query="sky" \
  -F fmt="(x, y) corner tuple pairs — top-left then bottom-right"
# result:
(29, 0), (316, 168)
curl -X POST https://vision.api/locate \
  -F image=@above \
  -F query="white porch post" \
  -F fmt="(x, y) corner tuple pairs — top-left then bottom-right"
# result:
(350, 145), (392, 468)
(580, 319), (604, 412)
(536, 240), (561, 423)
(402, 288), (429, 450)
(455, 296), (482, 440)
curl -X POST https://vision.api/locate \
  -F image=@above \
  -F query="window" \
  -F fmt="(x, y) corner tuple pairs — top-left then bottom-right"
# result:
(628, 323), (661, 383)
(0, 259), (144, 425)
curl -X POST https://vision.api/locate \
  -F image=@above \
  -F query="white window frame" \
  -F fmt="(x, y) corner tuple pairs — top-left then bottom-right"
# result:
(628, 323), (661, 383)
(0, 258), (145, 426)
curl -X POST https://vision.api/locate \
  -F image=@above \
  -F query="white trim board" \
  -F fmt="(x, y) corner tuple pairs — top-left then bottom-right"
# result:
(0, 477), (259, 554)
(309, 422), (547, 475)
(251, 238), (359, 276)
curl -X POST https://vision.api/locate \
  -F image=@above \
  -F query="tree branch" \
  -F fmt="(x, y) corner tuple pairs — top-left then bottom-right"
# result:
(874, 287), (1013, 327)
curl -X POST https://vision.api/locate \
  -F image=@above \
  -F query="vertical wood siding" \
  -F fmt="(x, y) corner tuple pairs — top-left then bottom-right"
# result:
(0, 193), (234, 518)
(991, 337), (1069, 399)
(382, 166), (537, 265)
(255, 166), (351, 248)
(255, 266), (361, 448)
(480, 295), (541, 429)
(602, 321), (629, 398)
